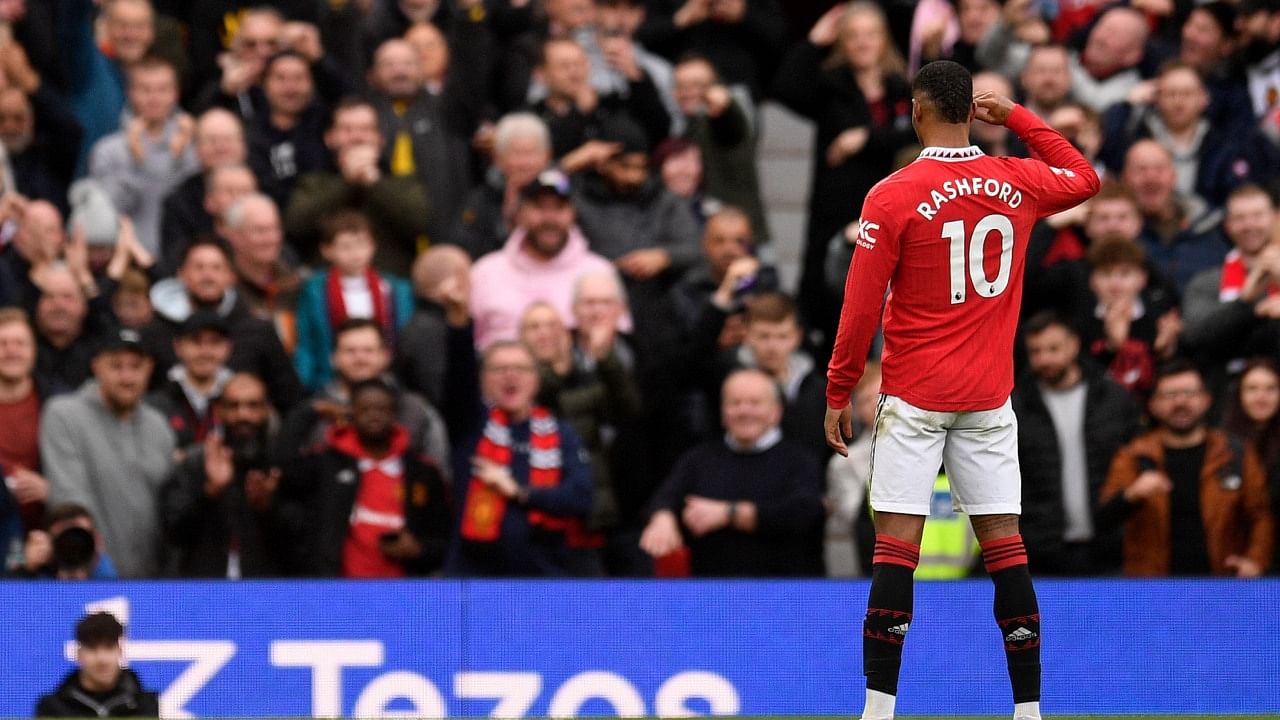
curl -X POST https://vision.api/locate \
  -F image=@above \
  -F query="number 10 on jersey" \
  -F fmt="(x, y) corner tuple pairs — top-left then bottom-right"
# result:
(944, 213), (1014, 304)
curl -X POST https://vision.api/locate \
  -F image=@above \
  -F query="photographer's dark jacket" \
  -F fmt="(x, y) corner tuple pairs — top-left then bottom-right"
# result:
(35, 668), (159, 717)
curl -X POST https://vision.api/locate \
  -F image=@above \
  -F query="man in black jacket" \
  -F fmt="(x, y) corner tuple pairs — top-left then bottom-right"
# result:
(162, 373), (297, 577)
(284, 378), (451, 577)
(145, 311), (233, 449)
(1012, 312), (1140, 575)
(142, 238), (302, 413)
(35, 612), (159, 717)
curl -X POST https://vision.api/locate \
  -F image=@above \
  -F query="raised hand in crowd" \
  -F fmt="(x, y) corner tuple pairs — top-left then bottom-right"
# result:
(169, 112), (196, 159)
(339, 144), (382, 187)
(616, 247), (672, 280)
(710, 0), (747, 24)
(244, 468), (281, 513)
(560, 140), (621, 174)
(639, 510), (683, 557)
(1123, 469), (1172, 502)
(601, 34), (643, 82)
(21, 529), (51, 574)
(713, 255), (761, 308)
(7, 467), (49, 505)
(826, 127), (869, 167)
(1153, 310), (1182, 359)
(674, 0), (713, 29)
(105, 217), (154, 280)
(281, 22), (324, 64)
(0, 41), (39, 93)
(1102, 298), (1135, 351)
(202, 431), (235, 498)
(682, 495), (730, 536)
(218, 52), (265, 96)
(808, 3), (846, 46)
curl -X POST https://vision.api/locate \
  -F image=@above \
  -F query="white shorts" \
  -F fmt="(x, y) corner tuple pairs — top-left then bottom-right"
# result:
(869, 394), (1022, 516)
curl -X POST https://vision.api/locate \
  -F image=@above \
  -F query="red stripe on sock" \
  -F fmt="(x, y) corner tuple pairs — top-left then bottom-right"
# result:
(873, 534), (921, 570)
(981, 534), (1028, 573)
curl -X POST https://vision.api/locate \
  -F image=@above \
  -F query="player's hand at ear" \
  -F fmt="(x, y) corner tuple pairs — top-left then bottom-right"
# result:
(973, 92), (1015, 126)
(825, 404), (854, 457)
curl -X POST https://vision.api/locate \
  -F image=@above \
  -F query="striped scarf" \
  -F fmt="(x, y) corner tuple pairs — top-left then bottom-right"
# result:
(460, 406), (564, 542)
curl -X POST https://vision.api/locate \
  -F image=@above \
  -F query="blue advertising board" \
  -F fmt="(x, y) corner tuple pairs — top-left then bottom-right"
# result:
(1, 579), (1277, 717)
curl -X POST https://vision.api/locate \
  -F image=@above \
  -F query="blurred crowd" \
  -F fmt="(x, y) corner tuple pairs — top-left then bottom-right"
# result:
(0, 0), (1279, 581)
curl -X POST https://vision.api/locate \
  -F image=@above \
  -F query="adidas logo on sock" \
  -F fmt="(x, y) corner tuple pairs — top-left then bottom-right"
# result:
(1005, 627), (1037, 642)
(887, 623), (909, 636)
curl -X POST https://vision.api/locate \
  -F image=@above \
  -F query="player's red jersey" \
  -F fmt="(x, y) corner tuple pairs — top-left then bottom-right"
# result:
(827, 105), (1100, 411)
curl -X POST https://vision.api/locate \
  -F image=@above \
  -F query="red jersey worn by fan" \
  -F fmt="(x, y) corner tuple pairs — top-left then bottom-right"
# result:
(827, 105), (1100, 412)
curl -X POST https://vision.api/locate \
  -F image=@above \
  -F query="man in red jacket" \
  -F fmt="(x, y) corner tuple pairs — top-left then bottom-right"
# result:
(824, 61), (1100, 720)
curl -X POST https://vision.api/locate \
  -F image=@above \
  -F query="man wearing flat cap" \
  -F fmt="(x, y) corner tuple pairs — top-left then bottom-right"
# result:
(40, 328), (176, 578)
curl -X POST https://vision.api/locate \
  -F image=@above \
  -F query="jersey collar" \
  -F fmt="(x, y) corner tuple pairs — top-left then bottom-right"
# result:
(918, 145), (986, 162)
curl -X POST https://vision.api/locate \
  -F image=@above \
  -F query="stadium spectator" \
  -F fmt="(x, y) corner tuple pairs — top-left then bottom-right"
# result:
(278, 319), (449, 473)
(35, 613), (158, 717)
(907, 0), (999, 74)
(364, 0), (456, 57)
(287, 377), (451, 577)
(774, 2), (914, 346)
(158, 108), (248, 276)
(978, 5), (1148, 113)
(368, 38), (472, 249)
(1221, 358), (1280, 570)
(572, 118), (702, 279)
(469, 169), (617, 349)
(669, 206), (774, 332)
(284, 97), (430, 274)
(1017, 44), (1073, 121)
(1234, 0), (1280, 120)
(88, 55), (198, 257)
(442, 285), (593, 576)
(13, 503), (118, 580)
(33, 264), (112, 392)
(971, 71), (1016, 157)
(1100, 61), (1254, 210)
(1176, 3), (1250, 131)
(528, 37), (672, 161)
(1046, 102), (1105, 177)
(671, 53), (767, 244)
(189, 7), (285, 114)
(635, 0), (787, 103)
(654, 138), (720, 231)
(40, 328), (175, 578)
(1122, 139), (1226, 291)
(825, 363), (881, 577)
(450, 112), (553, 260)
(193, 164), (260, 248)
(163, 372), (297, 578)
(1077, 238), (1181, 401)
(111, 269), (154, 331)
(0, 308), (57, 533)
(400, 16), (494, 151)
(521, 285), (641, 568)
(145, 311), (233, 449)
(1100, 360), (1275, 576)
(293, 210), (413, 392)
(246, 50), (328, 206)
(63, 0), (158, 175)
(1181, 185), (1280, 394)
(222, 194), (303, 342)
(1013, 312), (1139, 575)
(142, 238), (302, 413)
(639, 368), (824, 576)
(0, 54), (82, 216)
(396, 245), (471, 409)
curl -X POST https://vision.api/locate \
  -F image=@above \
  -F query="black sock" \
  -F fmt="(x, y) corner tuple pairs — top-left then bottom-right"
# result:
(864, 534), (919, 696)
(982, 534), (1041, 705)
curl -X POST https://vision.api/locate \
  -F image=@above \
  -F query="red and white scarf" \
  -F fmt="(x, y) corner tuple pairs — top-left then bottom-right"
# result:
(460, 406), (565, 542)
(1219, 249), (1279, 302)
(326, 269), (396, 341)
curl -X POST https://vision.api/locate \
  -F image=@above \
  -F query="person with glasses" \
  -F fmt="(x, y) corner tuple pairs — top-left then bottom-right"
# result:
(1099, 359), (1275, 576)
(439, 275), (593, 577)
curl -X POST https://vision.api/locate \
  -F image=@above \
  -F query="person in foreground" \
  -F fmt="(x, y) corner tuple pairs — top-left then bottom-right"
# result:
(35, 612), (158, 717)
(824, 61), (1101, 720)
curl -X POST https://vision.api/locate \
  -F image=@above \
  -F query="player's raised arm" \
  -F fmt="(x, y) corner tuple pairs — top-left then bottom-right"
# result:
(826, 190), (900, 453)
(975, 93), (1101, 216)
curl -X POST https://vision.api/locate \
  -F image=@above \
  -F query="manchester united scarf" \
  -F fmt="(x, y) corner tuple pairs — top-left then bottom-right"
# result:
(460, 406), (564, 542)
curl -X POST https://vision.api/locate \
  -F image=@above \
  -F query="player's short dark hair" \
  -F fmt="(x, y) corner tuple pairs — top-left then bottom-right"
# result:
(76, 612), (124, 648)
(333, 318), (386, 346)
(1152, 358), (1204, 392)
(1022, 311), (1075, 338)
(1087, 238), (1146, 271)
(913, 61), (973, 124)
(745, 291), (797, 325)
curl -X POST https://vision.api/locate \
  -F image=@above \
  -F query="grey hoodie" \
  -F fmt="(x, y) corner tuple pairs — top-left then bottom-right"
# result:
(40, 382), (176, 577)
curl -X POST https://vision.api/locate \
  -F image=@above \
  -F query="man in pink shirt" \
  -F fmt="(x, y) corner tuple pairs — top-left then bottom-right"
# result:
(470, 169), (624, 349)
